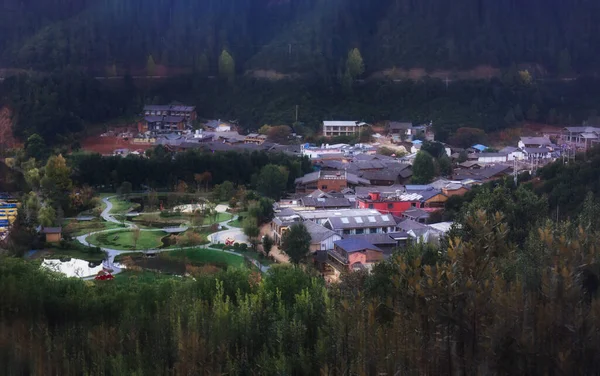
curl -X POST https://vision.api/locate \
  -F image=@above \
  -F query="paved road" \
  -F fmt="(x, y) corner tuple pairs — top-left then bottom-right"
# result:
(75, 197), (268, 276)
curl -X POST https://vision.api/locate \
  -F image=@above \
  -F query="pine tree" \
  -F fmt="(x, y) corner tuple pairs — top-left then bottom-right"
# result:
(218, 50), (235, 85)
(146, 55), (156, 76)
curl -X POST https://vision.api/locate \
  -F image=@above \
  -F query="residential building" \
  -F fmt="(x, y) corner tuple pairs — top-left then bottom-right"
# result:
(143, 104), (196, 133)
(358, 164), (413, 185)
(477, 153), (508, 164)
(562, 126), (600, 147)
(357, 188), (447, 216)
(522, 147), (552, 160)
(323, 121), (366, 137)
(300, 197), (353, 210)
(499, 146), (524, 161)
(518, 136), (554, 149)
(298, 208), (383, 226)
(345, 233), (401, 254)
(270, 211), (302, 245)
(244, 133), (268, 145)
(294, 170), (370, 194)
(304, 220), (342, 251)
(388, 121), (413, 136)
(325, 238), (385, 274)
(429, 179), (470, 197)
(453, 165), (513, 182)
(323, 210), (397, 236)
(401, 207), (430, 223)
(204, 120), (232, 132)
(472, 144), (488, 152)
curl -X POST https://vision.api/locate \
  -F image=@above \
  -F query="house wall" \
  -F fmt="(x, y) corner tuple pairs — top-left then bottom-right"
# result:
(442, 187), (469, 197)
(348, 252), (367, 269)
(365, 249), (385, 263)
(323, 126), (357, 137)
(310, 234), (342, 252)
(315, 178), (348, 192)
(424, 194), (448, 208)
(478, 156), (507, 163)
(46, 233), (61, 243)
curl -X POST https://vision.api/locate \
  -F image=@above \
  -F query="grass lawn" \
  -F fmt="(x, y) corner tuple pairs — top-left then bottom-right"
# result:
(205, 212), (233, 225)
(163, 248), (245, 268)
(227, 212), (246, 228)
(113, 270), (183, 283)
(109, 197), (139, 214)
(87, 229), (167, 250)
(63, 219), (123, 237)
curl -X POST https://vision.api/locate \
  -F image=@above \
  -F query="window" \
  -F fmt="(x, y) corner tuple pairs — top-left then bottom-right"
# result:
(356, 229), (364, 235)
(370, 228), (377, 234)
(368, 204), (374, 209)
(321, 185), (328, 190)
(343, 230), (351, 235)
(411, 203), (417, 207)
(388, 203), (394, 209)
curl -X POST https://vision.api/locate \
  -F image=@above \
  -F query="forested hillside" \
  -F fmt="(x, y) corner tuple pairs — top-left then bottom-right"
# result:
(2, 0), (599, 76)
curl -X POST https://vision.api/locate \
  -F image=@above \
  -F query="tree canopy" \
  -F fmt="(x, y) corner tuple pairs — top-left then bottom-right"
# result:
(281, 223), (312, 264)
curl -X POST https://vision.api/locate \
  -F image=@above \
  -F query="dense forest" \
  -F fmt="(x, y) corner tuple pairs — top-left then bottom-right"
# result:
(2, 200), (600, 374)
(4, 69), (600, 145)
(2, 0), (600, 75)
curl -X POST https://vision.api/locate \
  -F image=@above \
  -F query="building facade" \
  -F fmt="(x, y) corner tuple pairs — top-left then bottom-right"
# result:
(323, 121), (365, 137)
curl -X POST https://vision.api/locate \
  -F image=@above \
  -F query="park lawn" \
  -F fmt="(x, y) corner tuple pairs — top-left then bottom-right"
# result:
(109, 197), (139, 214)
(163, 248), (245, 268)
(63, 219), (123, 237)
(227, 212), (247, 228)
(87, 229), (167, 250)
(205, 212), (233, 225)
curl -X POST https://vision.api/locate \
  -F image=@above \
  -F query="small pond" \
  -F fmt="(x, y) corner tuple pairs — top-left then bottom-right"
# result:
(41, 258), (104, 278)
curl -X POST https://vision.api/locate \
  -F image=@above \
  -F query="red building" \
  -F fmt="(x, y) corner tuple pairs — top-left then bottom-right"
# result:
(357, 191), (422, 216)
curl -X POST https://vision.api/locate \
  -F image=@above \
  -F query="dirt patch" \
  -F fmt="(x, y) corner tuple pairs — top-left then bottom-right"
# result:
(371, 65), (502, 81)
(244, 69), (299, 80)
(81, 131), (154, 155)
(0, 107), (20, 149)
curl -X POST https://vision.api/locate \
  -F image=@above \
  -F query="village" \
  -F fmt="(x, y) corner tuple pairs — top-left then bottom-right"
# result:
(33, 101), (590, 281)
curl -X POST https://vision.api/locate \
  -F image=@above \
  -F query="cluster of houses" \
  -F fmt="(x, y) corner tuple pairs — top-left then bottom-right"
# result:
(270, 181), (458, 281)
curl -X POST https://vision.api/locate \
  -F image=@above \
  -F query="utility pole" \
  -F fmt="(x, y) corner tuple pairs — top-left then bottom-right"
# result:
(513, 157), (518, 186)
(295, 105), (299, 123)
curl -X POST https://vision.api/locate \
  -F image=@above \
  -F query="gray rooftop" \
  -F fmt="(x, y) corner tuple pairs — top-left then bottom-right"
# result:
(334, 238), (383, 253)
(304, 220), (340, 243)
(326, 213), (397, 230)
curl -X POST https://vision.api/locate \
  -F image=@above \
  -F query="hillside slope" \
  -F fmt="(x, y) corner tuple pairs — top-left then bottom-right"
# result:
(2, 0), (600, 76)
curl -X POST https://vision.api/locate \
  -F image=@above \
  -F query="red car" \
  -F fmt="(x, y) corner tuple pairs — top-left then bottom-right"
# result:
(225, 238), (235, 246)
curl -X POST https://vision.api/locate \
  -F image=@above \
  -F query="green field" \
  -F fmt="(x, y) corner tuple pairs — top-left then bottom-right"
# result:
(87, 229), (167, 250)
(63, 219), (123, 237)
(109, 197), (139, 214)
(227, 213), (246, 228)
(163, 249), (245, 268)
(113, 270), (184, 283)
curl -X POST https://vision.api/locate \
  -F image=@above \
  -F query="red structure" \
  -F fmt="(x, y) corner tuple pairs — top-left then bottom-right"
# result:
(356, 191), (422, 216)
(95, 270), (115, 281)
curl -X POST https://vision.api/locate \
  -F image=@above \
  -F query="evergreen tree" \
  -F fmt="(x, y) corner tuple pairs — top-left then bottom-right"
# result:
(218, 50), (235, 85)
(346, 48), (365, 79)
(147, 55), (157, 76)
(412, 151), (435, 184)
(281, 223), (311, 264)
(527, 104), (539, 121)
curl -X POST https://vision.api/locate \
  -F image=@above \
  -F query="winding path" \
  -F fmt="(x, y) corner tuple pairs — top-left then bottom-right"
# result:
(75, 196), (268, 277)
